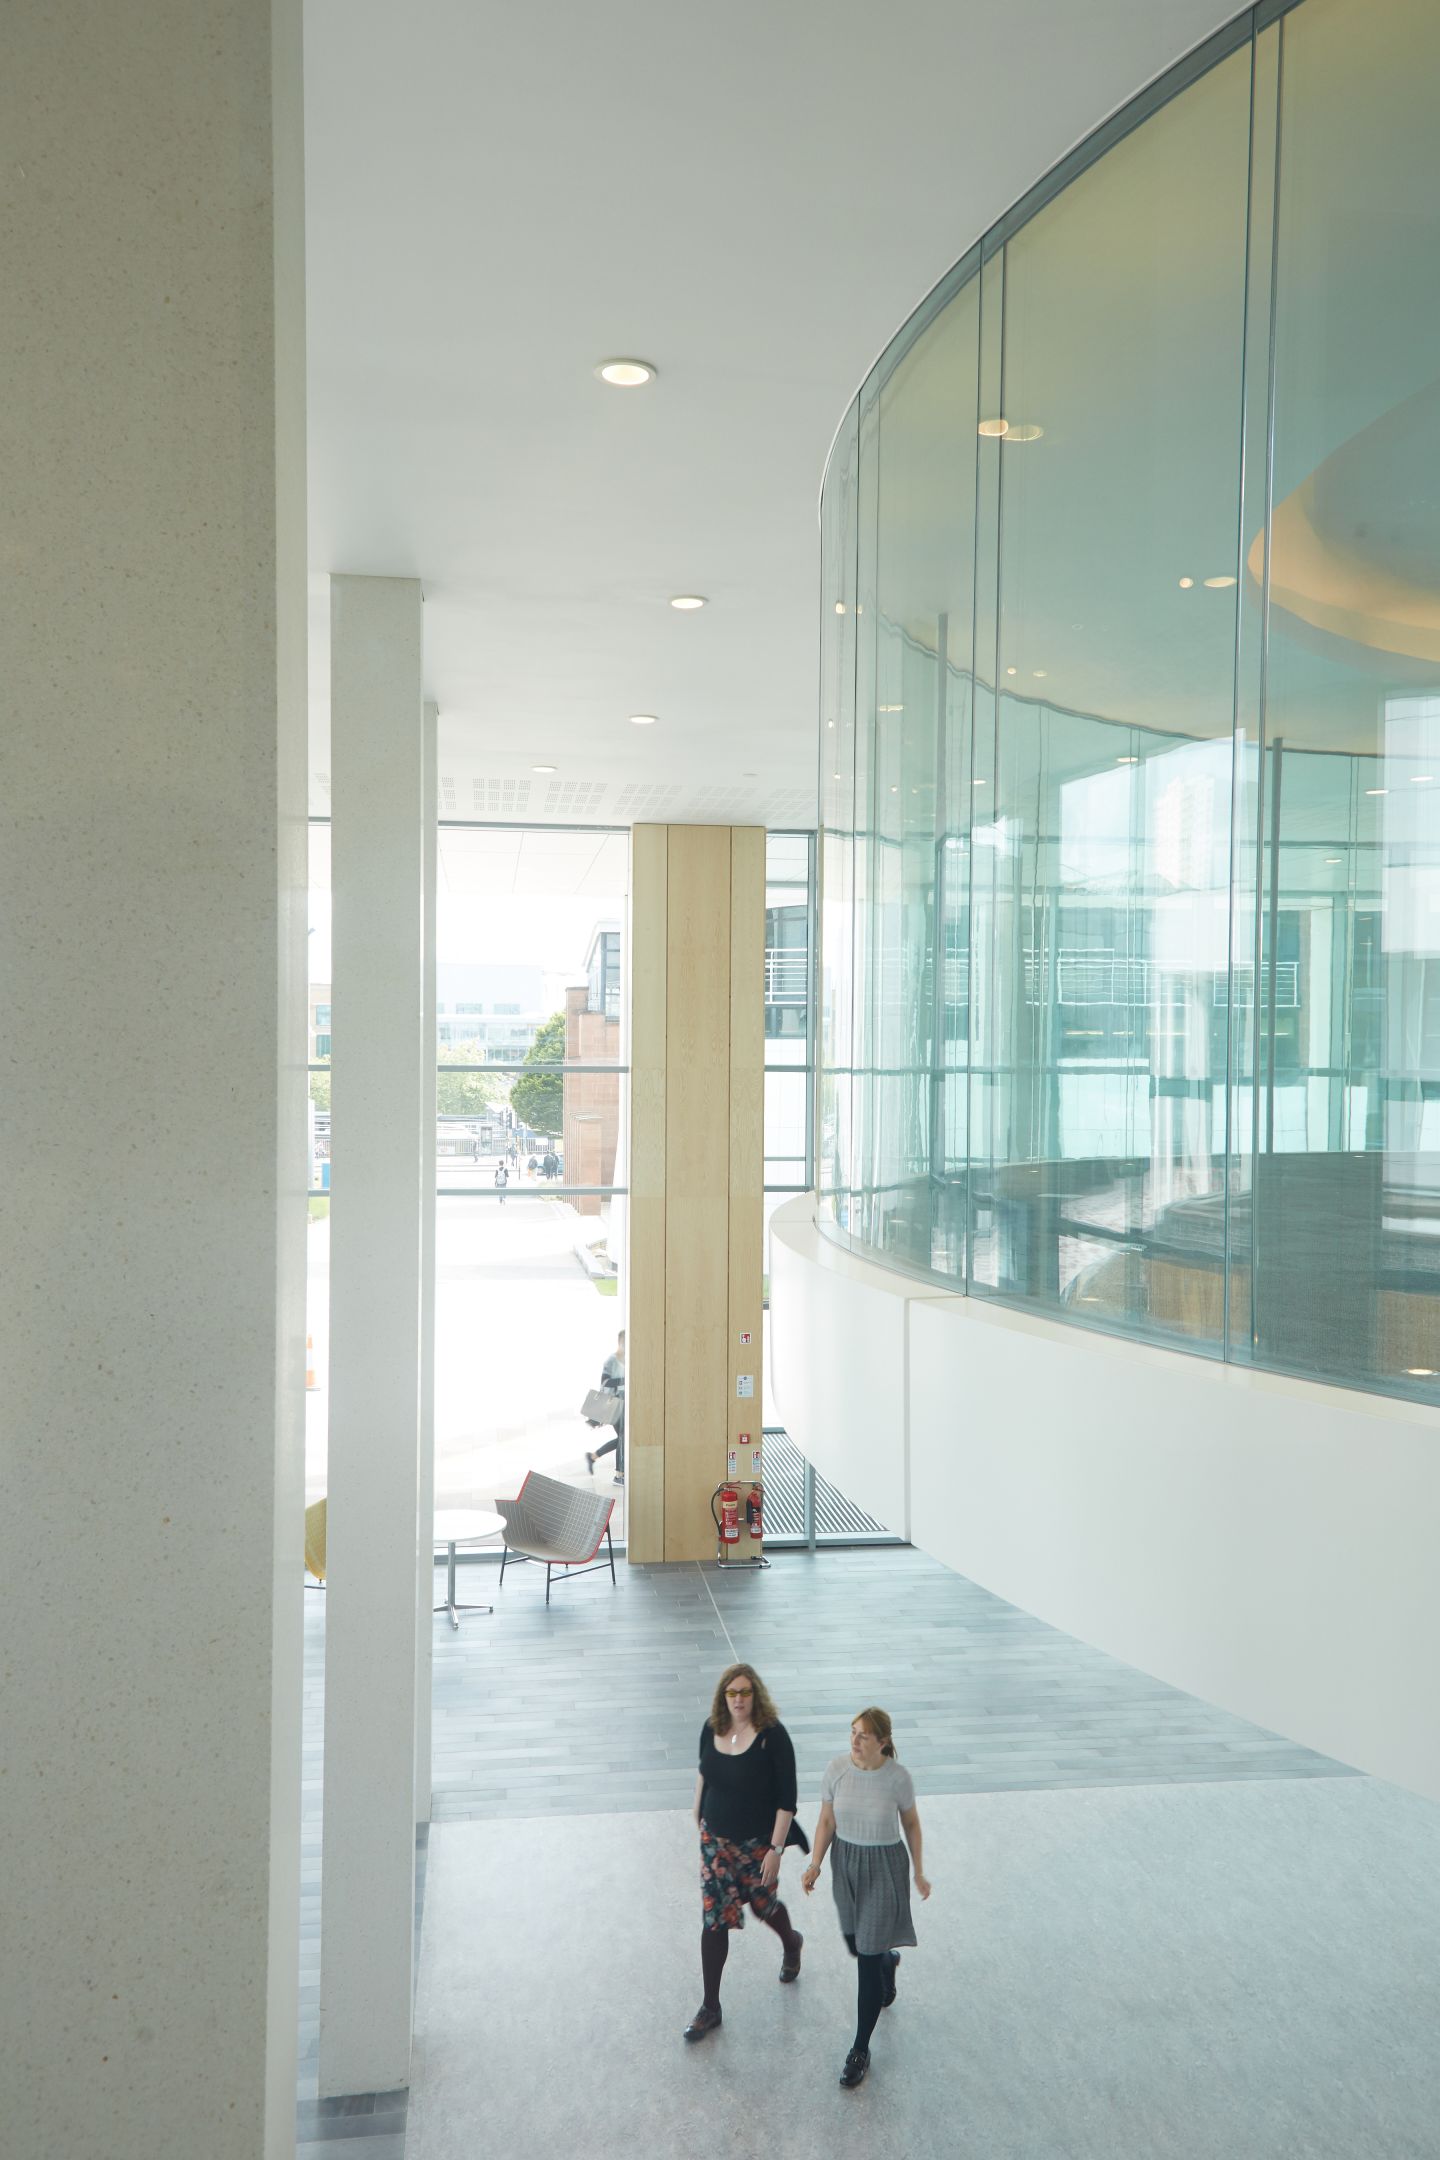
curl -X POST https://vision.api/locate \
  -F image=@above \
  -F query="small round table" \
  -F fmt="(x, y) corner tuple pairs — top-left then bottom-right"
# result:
(433, 1507), (505, 1628)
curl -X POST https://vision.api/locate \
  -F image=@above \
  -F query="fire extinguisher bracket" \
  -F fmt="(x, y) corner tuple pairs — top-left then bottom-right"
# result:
(709, 1482), (770, 1569)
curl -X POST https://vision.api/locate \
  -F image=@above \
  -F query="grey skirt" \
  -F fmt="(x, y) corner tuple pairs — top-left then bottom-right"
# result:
(830, 1836), (916, 1955)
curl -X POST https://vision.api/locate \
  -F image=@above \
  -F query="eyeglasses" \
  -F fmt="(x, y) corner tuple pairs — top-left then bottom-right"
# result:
(725, 1687), (754, 1699)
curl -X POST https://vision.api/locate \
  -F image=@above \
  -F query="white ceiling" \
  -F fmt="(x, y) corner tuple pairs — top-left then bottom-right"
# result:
(303, 0), (1245, 828)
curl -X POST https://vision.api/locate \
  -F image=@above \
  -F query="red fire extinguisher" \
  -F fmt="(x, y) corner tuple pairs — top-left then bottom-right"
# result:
(746, 1484), (763, 1541)
(719, 1484), (740, 1545)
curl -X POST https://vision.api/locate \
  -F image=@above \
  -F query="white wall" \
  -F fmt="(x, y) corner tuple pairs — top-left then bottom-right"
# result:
(770, 1197), (1440, 1803)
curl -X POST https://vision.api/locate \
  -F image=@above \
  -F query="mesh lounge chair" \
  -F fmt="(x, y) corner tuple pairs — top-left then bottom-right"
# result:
(495, 1471), (617, 1605)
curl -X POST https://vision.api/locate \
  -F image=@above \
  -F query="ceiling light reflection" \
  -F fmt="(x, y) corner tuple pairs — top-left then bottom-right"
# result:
(670, 595), (707, 610)
(977, 417), (1009, 438)
(1203, 575), (1237, 589)
(629, 714), (657, 726)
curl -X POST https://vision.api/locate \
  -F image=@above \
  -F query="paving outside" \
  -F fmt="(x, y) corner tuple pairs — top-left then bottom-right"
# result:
(306, 1176), (629, 1534)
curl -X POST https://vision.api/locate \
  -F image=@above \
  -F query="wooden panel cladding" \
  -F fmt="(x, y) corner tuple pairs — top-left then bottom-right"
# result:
(626, 824), (668, 1563)
(664, 826), (732, 1561)
(626, 824), (766, 1565)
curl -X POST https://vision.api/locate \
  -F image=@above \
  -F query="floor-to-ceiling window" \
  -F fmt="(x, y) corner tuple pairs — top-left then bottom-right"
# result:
(307, 822), (631, 1525)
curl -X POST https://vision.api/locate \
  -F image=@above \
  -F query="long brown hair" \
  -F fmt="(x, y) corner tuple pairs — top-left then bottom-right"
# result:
(709, 1661), (780, 1735)
(852, 1705), (897, 1759)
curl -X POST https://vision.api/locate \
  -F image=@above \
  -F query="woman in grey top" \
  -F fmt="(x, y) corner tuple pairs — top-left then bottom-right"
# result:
(801, 1705), (931, 2090)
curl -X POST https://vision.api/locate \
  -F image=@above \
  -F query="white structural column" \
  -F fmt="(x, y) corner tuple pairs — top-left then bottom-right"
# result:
(321, 577), (426, 2096)
(416, 701), (439, 1824)
(2, 5), (308, 2157)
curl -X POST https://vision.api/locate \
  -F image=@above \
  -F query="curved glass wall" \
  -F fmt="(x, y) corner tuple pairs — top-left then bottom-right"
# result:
(818, 0), (1440, 1405)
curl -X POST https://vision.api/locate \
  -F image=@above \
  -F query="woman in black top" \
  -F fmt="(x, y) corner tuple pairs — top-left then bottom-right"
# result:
(684, 1661), (805, 2040)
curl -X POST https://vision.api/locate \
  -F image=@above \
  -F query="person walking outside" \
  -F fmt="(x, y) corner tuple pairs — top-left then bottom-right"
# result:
(585, 1329), (625, 1483)
(684, 1662), (806, 2041)
(801, 1706), (930, 2089)
(493, 1160), (509, 1206)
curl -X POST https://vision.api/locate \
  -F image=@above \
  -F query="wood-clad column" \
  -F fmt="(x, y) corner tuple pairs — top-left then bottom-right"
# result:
(628, 826), (765, 1563)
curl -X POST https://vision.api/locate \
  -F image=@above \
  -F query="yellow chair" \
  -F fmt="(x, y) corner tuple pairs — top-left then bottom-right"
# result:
(305, 1497), (327, 1585)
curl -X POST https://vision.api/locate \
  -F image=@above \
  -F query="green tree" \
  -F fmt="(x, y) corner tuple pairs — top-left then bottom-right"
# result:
(308, 1070), (331, 1114)
(436, 1042), (506, 1119)
(510, 1011), (566, 1136)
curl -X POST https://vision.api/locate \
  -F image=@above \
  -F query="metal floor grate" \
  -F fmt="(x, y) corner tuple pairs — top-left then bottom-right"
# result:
(760, 1425), (899, 1545)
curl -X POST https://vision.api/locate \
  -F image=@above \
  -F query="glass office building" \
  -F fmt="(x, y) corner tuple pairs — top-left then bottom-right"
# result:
(818, 0), (1440, 1405)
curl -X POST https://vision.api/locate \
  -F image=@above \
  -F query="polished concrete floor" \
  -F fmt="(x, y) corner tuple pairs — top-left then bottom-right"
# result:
(408, 1777), (1440, 2160)
(299, 1548), (1440, 2157)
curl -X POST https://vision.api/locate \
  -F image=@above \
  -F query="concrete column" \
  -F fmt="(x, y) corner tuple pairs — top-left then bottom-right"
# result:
(3, 5), (308, 2157)
(417, 701), (439, 1825)
(320, 577), (425, 2096)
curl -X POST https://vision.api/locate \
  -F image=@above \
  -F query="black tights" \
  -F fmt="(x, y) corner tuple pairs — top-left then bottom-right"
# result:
(700, 1902), (801, 2008)
(844, 1934), (892, 2054)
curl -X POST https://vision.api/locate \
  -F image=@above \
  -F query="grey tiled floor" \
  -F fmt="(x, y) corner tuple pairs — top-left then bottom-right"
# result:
(301, 1545), (1353, 2147)
(426, 1544), (1352, 1821)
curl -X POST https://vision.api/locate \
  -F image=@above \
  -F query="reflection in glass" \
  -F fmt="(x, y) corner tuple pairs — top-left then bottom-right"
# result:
(817, 0), (1440, 1406)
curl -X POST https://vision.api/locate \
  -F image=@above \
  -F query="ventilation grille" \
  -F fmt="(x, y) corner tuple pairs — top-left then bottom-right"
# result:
(473, 777), (533, 815)
(439, 774), (458, 814)
(613, 781), (684, 817)
(543, 779), (609, 815)
(685, 785), (766, 816)
(761, 789), (817, 822)
(313, 771), (331, 802)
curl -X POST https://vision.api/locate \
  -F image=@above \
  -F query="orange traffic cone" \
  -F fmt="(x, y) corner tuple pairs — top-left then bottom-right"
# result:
(305, 1335), (318, 1391)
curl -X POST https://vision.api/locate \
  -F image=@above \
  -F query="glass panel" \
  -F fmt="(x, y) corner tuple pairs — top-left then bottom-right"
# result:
(861, 274), (980, 1277)
(974, 44), (1251, 1346)
(764, 1069), (809, 1189)
(1245, 0), (1440, 1399)
(434, 826), (630, 1203)
(434, 1194), (626, 1538)
(816, 0), (1440, 1411)
(818, 402), (860, 1237)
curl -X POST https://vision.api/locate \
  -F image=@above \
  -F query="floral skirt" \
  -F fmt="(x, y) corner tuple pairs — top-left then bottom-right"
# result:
(699, 1822), (779, 1932)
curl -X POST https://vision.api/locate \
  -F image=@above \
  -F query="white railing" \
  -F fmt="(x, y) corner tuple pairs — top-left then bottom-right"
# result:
(765, 949), (809, 1002)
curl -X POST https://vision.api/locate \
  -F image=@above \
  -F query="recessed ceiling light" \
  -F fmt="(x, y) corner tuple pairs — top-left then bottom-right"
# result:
(1366, 787), (1388, 796)
(532, 763), (557, 774)
(1033, 670), (1047, 679)
(1005, 666), (1017, 677)
(834, 601), (846, 615)
(1407, 1367), (1435, 1377)
(972, 778), (986, 787)
(629, 713), (657, 726)
(827, 720), (835, 728)
(833, 772), (842, 780)
(891, 785), (899, 793)
(1203, 575), (1237, 589)
(1412, 774), (1434, 784)
(1117, 755), (1138, 765)
(1002, 422), (1044, 443)
(1325, 856), (1342, 863)
(670, 594), (707, 610)
(977, 417), (1009, 438)
(1178, 577), (1194, 589)
(596, 359), (656, 387)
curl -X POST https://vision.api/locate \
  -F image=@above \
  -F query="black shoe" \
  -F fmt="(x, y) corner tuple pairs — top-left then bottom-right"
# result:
(840, 2046), (870, 2089)
(585, 1452), (596, 1474)
(881, 1951), (900, 2008)
(683, 2004), (722, 2042)
(780, 1932), (803, 1982)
